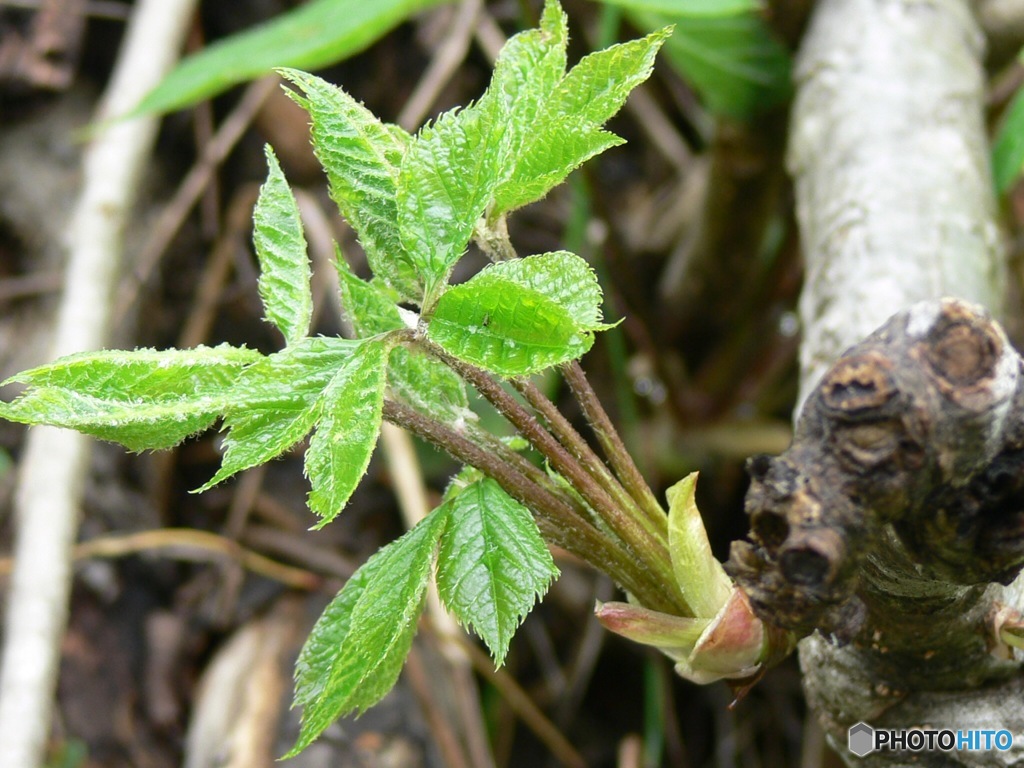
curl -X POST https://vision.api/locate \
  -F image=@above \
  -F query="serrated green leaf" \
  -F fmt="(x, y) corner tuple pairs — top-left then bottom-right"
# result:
(306, 338), (391, 526)
(491, 26), (670, 215)
(335, 256), (470, 422)
(631, 9), (790, 119)
(287, 509), (448, 756)
(491, 0), (567, 110)
(424, 251), (613, 377)
(427, 273), (595, 377)
(592, 0), (761, 16)
(494, 124), (624, 214)
(397, 95), (507, 302)
(388, 346), (472, 423)
(994, 83), (1024, 194)
(435, 477), (558, 664)
(197, 338), (360, 491)
(334, 252), (406, 337)
(254, 145), (312, 345)
(666, 472), (732, 617)
(488, 1), (568, 174)
(479, 251), (609, 328)
(292, 558), (372, 712)
(556, 27), (673, 126)
(131, 0), (452, 117)
(282, 70), (422, 302)
(0, 345), (261, 451)
(441, 465), (485, 502)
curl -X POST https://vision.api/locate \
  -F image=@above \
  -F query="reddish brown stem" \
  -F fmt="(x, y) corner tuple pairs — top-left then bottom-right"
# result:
(562, 361), (667, 527)
(382, 399), (674, 611)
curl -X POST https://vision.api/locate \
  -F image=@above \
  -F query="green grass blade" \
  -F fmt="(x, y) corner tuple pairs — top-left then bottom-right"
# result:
(131, 0), (452, 117)
(593, 0), (761, 15)
(631, 9), (790, 119)
(994, 83), (1024, 194)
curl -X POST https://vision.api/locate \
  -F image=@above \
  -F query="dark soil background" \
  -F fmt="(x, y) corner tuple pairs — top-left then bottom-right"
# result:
(10, 1), (1021, 766)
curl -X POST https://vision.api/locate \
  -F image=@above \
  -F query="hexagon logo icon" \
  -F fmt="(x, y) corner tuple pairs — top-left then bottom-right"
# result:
(848, 722), (875, 757)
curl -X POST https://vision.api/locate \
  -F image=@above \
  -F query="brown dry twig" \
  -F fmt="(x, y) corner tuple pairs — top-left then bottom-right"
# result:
(456, 632), (587, 768)
(0, 527), (322, 589)
(113, 75), (279, 326)
(397, 0), (482, 131)
(731, 300), (1024, 647)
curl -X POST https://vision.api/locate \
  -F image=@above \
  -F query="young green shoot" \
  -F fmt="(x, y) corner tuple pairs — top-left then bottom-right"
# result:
(0, 2), (790, 753)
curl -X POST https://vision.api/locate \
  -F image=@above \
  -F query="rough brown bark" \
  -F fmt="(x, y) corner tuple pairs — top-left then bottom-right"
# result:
(729, 298), (1024, 661)
(728, 304), (1024, 766)
(725, 0), (1024, 764)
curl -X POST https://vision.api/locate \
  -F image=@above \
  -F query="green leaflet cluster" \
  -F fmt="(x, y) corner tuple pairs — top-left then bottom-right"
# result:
(288, 473), (558, 755)
(283, 0), (669, 312)
(0, 1), (669, 754)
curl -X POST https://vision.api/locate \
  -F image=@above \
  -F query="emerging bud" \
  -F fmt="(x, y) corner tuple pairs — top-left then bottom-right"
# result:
(596, 587), (768, 685)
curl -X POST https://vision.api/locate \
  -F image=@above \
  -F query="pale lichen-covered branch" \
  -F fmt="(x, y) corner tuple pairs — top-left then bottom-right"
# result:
(740, 0), (1024, 765)
(788, 0), (1004, 408)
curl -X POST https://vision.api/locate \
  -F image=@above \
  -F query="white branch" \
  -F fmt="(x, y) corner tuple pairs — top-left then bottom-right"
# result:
(0, 1), (197, 765)
(788, 1), (1022, 765)
(789, 0), (1004, 409)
